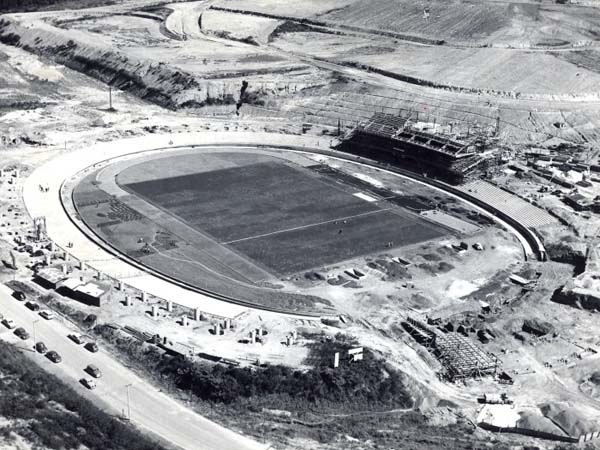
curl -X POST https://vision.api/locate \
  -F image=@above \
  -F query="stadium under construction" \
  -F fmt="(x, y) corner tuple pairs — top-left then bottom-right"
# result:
(338, 113), (494, 184)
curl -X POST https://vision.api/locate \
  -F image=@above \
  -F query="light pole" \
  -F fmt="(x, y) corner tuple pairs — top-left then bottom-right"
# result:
(125, 384), (132, 420)
(32, 319), (39, 352)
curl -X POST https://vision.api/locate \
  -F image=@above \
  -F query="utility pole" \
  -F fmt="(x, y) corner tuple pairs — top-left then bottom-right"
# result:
(32, 319), (39, 351)
(126, 384), (132, 420)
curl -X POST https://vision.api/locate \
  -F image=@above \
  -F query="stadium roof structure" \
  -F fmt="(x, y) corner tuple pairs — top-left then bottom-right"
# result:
(360, 112), (407, 138)
(357, 113), (477, 158)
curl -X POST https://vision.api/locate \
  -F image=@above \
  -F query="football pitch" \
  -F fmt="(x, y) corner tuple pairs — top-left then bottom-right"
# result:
(123, 160), (448, 275)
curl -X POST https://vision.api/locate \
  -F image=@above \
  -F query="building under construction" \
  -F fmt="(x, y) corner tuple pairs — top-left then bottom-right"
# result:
(404, 316), (499, 382)
(338, 113), (490, 184)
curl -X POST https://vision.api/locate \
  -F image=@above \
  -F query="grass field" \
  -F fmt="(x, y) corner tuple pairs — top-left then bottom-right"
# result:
(230, 209), (444, 273)
(123, 159), (448, 275)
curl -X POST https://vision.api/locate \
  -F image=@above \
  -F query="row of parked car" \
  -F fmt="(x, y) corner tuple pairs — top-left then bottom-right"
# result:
(12, 290), (55, 319)
(5, 289), (101, 389)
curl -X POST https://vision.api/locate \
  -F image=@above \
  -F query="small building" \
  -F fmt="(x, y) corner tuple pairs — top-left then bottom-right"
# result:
(34, 267), (68, 289)
(74, 282), (111, 307)
(563, 193), (593, 211)
(56, 277), (84, 294)
(576, 179), (593, 188)
(56, 277), (109, 306)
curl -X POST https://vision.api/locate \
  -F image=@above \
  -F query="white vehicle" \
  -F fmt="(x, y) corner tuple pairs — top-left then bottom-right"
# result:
(68, 334), (85, 344)
(39, 310), (54, 320)
(2, 318), (16, 329)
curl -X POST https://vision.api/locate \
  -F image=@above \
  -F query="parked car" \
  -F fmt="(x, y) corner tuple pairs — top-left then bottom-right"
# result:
(14, 327), (29, 340)
(12, 291), (26, 301)
(80, 378), (96, 390)
(85, 364), (102, 378)
(46, 350), (62, 363)
(39, 310), (54, 320)
(68, 334), (85, 344)
(25, 301), (40, 312)
(2, 318), (16, 329)
(35, 341), (48, 354)
(84, 342), (99, 353)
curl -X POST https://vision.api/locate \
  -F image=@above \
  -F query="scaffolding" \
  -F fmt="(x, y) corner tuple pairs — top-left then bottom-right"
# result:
(434, 333), (499, 381)
(405, 316), (500, 382)
(403, 316), (436, 348)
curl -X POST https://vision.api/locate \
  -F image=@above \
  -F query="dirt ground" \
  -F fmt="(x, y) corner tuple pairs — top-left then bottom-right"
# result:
(2, 1), (600, 449)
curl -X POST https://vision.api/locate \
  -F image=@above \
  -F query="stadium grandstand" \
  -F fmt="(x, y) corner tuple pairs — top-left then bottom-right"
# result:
(458, 180), (557, 229)
(337, 112), (491, 184)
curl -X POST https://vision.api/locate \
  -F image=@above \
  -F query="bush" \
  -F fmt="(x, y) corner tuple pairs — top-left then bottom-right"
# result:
(94, 327), (413, 413)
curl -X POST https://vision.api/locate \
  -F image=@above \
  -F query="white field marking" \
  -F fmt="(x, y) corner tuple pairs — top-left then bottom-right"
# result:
(222, 208), (391, 245)
(353, 192), (378, 202)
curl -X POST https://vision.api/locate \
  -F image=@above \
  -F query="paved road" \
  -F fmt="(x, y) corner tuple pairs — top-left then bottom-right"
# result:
(0, 283), (266, 450)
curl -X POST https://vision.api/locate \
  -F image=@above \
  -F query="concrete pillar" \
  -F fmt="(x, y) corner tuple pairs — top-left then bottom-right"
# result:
(258, 327), (263, 336)
(44, 254), (51, 266)
(166, 301), (173, 312)
(79, 260), (85, 270)
(286, 335), (292, 346)
(48, 242), (55, 252)
(152, 305), (159, 318)
(334, 352), (340, 368)
(250, 329), (256, 343)
(194, 308), (201, 321)
(292, 329), (297, 340)
(212, 323), (219, 335)
(182, 316), (188, 327)
(125, 296), (133, 306)
(61, 264), (68, 274)
(96, 270), (102, 280)
(118, 280), (124, 291)
(141, 291), (148, 303)
(63, 251), (69, 261)
(225, 318), (231, 329)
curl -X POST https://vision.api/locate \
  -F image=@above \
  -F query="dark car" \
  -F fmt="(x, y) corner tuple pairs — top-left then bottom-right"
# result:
(25, 301), (40, 312)
(85, 364), (102, 378)
(84, 342), (99, 353)
(12, 291), (26, 301)
(46, 350), (62, 363)
(14, 327), (29, 340)
(35, 341), (48, 354)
